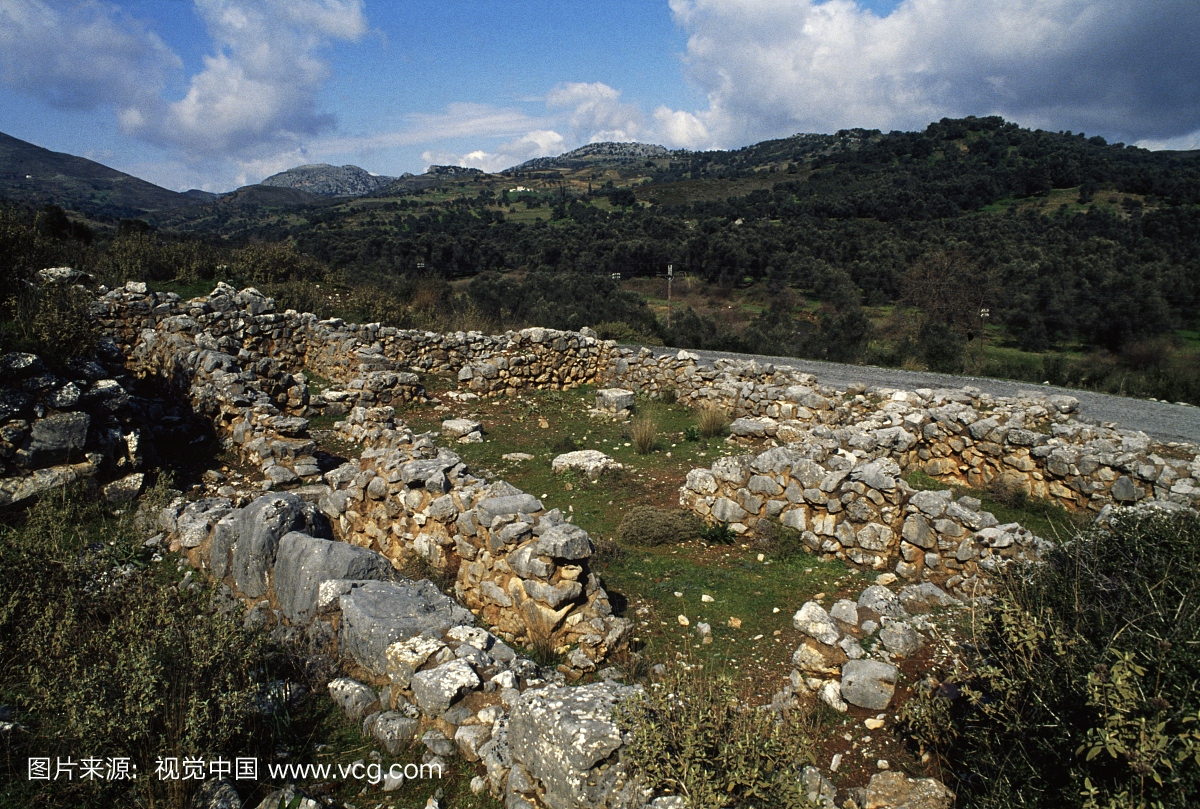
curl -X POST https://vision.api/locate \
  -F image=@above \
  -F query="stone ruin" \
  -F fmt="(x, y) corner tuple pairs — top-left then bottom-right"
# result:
(1, 279), (1197, 809)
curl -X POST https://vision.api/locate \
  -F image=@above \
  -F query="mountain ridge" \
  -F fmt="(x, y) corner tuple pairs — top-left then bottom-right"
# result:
(0, 130), (193, 218)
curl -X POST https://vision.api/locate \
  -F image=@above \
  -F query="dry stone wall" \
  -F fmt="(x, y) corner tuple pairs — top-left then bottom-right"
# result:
(95, 283), (632, 668)
(323, 405), (632, 665)
(155, 490), (645, 809)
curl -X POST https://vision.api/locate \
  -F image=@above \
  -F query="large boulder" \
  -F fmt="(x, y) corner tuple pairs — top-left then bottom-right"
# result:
(507, 682), (642, 809)
(839, 660), (898, 711)
(16, 411), (89, 468)
(272, 533), (395, 624)
(338, 580), (473, 676)
(211, 492), (327, 596)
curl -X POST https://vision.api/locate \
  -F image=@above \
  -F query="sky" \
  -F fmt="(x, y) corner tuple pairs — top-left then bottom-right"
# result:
(1, 0), (1199, 193)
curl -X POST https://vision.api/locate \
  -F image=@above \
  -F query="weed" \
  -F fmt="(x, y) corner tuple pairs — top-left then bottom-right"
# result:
(617, 658), (820, 808)
(699, 521), (736, 545)
(519, 601), (564, 668)
(659, 387), (678, 405)
(550, 434), (581, 454)
(592, 534), (625, 563)
(683, 425), (701, 442)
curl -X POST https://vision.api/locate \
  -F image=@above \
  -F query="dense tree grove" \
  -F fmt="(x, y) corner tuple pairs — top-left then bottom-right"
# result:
(171, 117), (1198, 358)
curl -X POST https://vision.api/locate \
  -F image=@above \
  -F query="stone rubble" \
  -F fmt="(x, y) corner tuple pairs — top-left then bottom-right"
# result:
(5, 279), (1197, 809)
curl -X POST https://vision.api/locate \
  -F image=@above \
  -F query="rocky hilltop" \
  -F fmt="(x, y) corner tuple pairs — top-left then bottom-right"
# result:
(509, 142), (676, 172)
(260, 163), (396, 197)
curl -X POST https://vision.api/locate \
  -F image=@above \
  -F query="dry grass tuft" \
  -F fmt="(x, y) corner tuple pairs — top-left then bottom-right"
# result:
(631, 415), (659, 454)
(696, 403), (728, 438)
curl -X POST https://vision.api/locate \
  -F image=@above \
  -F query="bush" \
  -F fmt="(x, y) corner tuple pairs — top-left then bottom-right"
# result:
(1, 283), (100, 368)
(696, 403), (728, 438)
(631, 415), (659, 454)
(902, 509), (1200, 809)
(616, 506), (703, 546)
(0, 486), (281, 808)
(617, 661), (819, 808)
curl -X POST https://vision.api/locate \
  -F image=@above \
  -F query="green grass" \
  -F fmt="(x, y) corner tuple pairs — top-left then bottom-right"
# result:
(396, 383), (859, 686)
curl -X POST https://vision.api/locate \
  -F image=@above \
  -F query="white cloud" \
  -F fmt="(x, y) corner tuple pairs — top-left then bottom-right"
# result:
(423, 129), (566, 174)
(547, 81), (645, 142)
(1136, 130), (1200, 152)
(653, 106), (710, 149)
(0, 0), (180, 111)
(668, 0), (1200, 146)
(125, 0), (368, 157)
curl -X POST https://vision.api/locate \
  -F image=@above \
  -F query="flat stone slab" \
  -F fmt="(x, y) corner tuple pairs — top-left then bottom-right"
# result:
(338, 580), (474, 676)
(551, 450), (622, 481)
(595, 388), (634, 413)
(442, 418), (483, 439)
(272, 533), (394, 624)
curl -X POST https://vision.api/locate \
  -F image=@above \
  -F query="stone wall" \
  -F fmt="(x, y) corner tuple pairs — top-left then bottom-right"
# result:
(680, 447), (1052, 597)
(156, 490), (644, 809)
(318, 404), (632, 664)
(0, 345), (151, 506)
(95, 283), (631, 667)
(681, 387), (1200, 592)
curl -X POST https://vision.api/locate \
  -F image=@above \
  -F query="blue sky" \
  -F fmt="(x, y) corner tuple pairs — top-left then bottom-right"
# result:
(2, 0), (1198, 192)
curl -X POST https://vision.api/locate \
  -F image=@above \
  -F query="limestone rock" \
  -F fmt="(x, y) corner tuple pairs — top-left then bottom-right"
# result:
(338, 580), (473, 676)
(328, 677), (379, 721)
(794, 601), (841, 646)
(507, 681), (641, 809)
(272, 533), (394, 624)
(411, 659), (481, 715)
(840, 660), (898, 711)
(552, 450), (623, 481)
(853, 771), (954, 809)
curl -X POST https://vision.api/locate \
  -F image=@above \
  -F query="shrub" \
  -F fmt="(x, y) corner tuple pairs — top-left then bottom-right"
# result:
(755, 520), (807, 559)
(0, 486), (281, 808)
(1, 283), (100, 368)
(591, 534), (625, 564)
(616, 506), (703, 547)
(902, 509), (1200, 809)
(617, 661), (819, 808)
(696, 403), (728, 438)
(631, 415), (659, 454)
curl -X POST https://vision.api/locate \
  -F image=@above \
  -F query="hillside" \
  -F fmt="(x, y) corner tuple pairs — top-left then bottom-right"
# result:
(0, 130), (193, 219)
(4, 117), (1199, 403)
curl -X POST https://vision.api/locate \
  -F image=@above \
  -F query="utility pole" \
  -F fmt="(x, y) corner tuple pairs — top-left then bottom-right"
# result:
(667, 264), (673, 330)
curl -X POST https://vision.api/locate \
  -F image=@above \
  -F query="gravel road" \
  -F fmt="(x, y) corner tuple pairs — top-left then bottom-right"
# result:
(636, 345), (1200, 446)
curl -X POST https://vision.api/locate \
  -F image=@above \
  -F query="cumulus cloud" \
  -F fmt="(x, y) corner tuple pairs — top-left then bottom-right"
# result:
(669, 0), (1200, 146)
(126, 0), (368, 157)
(425, 129), (567, 173)
(546, 81), (645, 142)
(653, 106), (710, 149)
(0, 0), (180, 112)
